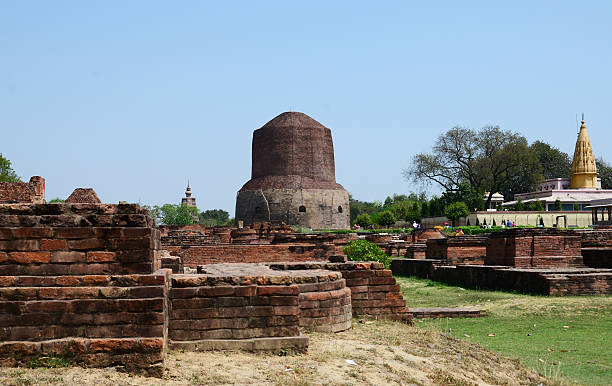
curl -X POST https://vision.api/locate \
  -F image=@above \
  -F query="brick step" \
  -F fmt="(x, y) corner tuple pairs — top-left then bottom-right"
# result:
(410, 307), (486, 319)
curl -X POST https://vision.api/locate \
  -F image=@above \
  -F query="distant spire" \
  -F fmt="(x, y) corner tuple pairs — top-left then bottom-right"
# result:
(570, 115), (598, 189)
(185, 180), (192, 197)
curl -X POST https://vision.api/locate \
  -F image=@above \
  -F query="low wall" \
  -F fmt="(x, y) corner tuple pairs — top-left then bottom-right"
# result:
(391, 259), (612, 295)
(168, 264), (353, 351)
(426, 236), (487, 264)
(166, 243), (340, 266)
(484, 229), (583, 267)
(268, 261), (412, 323)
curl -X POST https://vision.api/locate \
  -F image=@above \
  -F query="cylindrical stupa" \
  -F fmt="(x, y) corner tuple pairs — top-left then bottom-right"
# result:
(236, 112), (350, 229)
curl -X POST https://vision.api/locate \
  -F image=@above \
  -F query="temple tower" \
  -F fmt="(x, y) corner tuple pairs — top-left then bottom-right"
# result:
(570, 115), (598, 189)
(236, 112), (350, 229)
(181, 181), (197, 207)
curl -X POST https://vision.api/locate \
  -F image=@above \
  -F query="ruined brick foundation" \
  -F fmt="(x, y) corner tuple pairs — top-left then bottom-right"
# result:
(0, 203), (412, 372)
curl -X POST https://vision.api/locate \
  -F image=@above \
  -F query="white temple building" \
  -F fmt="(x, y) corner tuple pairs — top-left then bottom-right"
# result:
(503, 116), (612, 211)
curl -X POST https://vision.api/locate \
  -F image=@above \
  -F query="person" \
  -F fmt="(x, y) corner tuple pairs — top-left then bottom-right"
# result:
(501, 222), (506, 229)
(512, 221), (516, 228)
(355, 224), (360, 230)
(456, 228), (464, 235)
(507, 220), (512, 228)
(413, 221), (417, 229)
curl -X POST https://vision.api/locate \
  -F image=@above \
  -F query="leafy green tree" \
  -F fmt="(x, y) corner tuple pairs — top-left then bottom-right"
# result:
(376, 210), (397, 228)
(148, 204), (198, 225)
(354, 213), (373, 227)
(47, 198), (65, 203)
(531, 141), (572, 180)
(443, 202), (470, 227)
(554, 199), (562, 211)
(0, 154), (21, 182)
(596, 158), (612, 189)
(513, 199), (525, 211)
(199, 209), (230, 227)
(421, 201), (430, 217)
(343, 239), (390, 268)
(405, 126), (542, 209)
(528, 199), (544, 211)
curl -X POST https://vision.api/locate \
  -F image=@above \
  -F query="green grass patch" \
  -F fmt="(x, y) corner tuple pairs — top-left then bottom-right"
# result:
(396, 275), (612, 385)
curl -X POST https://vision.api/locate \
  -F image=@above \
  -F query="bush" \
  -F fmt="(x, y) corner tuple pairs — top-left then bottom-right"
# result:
(443, 202), (470, 226)
(355, 213), (373, 227)
(376, 210), (396, 228)
(343, 239), (390, 268)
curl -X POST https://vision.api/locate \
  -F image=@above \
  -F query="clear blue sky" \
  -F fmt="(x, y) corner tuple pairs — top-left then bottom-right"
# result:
(2, 1), (611, 215)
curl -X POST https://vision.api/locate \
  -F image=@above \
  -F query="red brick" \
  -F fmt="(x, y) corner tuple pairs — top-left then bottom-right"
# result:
(0, 229), (12, 240)
(56, 276), (81, 286)
(0, 239), (39, 251)
(87, 251), (116, 263)
(198, 286), (235, 297)
(54, 228), (93, 239)
(9, 251), (50, 264)
(257, 285), (299, 296)
(51, 251), (85, 263)
(11, 228), (52, 239)
(67, 238), (106, 250)
(40, 239), (67, 251)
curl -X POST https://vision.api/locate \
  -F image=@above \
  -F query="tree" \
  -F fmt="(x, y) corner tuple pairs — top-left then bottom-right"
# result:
(0, 154), (21, 182)
(354, 213), (373, 227)
(531, 141), (572, 180)
(554, 199), (562, 211)
(405, 126), (542, 208)
(376, 210), (396, 228)
(597, 158), (612, 189)
(148, 204), (198, 225)
(199, 209), (230, 227)
(47, 198), (65, 203)
(528, 199), (544, 211)
(444, 202), (470, 227)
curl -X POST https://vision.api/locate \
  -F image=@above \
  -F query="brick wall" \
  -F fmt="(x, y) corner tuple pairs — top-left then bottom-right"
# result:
(0, 177), (45, 204)
(485, 229), (584, 267)
(268, 261), (412, 323)
(165, 243), (340, 266)
(390, 259), (612, 295)
(580, 230), (612, 268)
(426, 236), (487, 264)
(0, 203), (167, 374)
(167, 265), (353, 351)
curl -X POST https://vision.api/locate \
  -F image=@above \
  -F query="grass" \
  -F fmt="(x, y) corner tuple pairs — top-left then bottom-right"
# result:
(397, 275), (612, 385)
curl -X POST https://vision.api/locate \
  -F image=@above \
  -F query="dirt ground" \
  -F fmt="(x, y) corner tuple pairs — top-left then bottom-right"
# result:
(0, 319), (552, 386)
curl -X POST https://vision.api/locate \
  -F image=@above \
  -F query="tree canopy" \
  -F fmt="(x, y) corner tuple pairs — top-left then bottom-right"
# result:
(199, 209), (230, 227)
(530, 141), (572, 180)
(405, 126), (542, 208)
(0, 154), (21, 183)
(146, 204), (199, 226)
(443, 202), (470, 226)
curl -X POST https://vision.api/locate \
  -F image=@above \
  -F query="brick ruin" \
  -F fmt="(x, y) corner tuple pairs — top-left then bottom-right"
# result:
(392, 228), (612, 295)
(0, 176), (45, 204)
(65, 188), (102, 204)
(160, 223), (348, 266)
(0, 203), (411, 373)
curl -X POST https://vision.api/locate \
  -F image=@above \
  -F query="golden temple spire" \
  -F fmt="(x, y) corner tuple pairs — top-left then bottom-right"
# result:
(570, 114), (598, 189)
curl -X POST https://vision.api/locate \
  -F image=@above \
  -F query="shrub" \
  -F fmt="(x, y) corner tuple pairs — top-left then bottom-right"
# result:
(554, 199), (562, 211)
(376, 210), (397, 228)
(343, 239), (390, 268)
(355, 213), (373, 227)
(443, 202), (470, 226)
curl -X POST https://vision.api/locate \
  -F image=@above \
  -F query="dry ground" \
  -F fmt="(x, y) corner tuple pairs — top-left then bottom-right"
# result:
(0, 319), (553, 386)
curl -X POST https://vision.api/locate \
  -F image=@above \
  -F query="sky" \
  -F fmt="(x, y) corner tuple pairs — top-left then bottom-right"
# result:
(1, 1), (611, 215)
